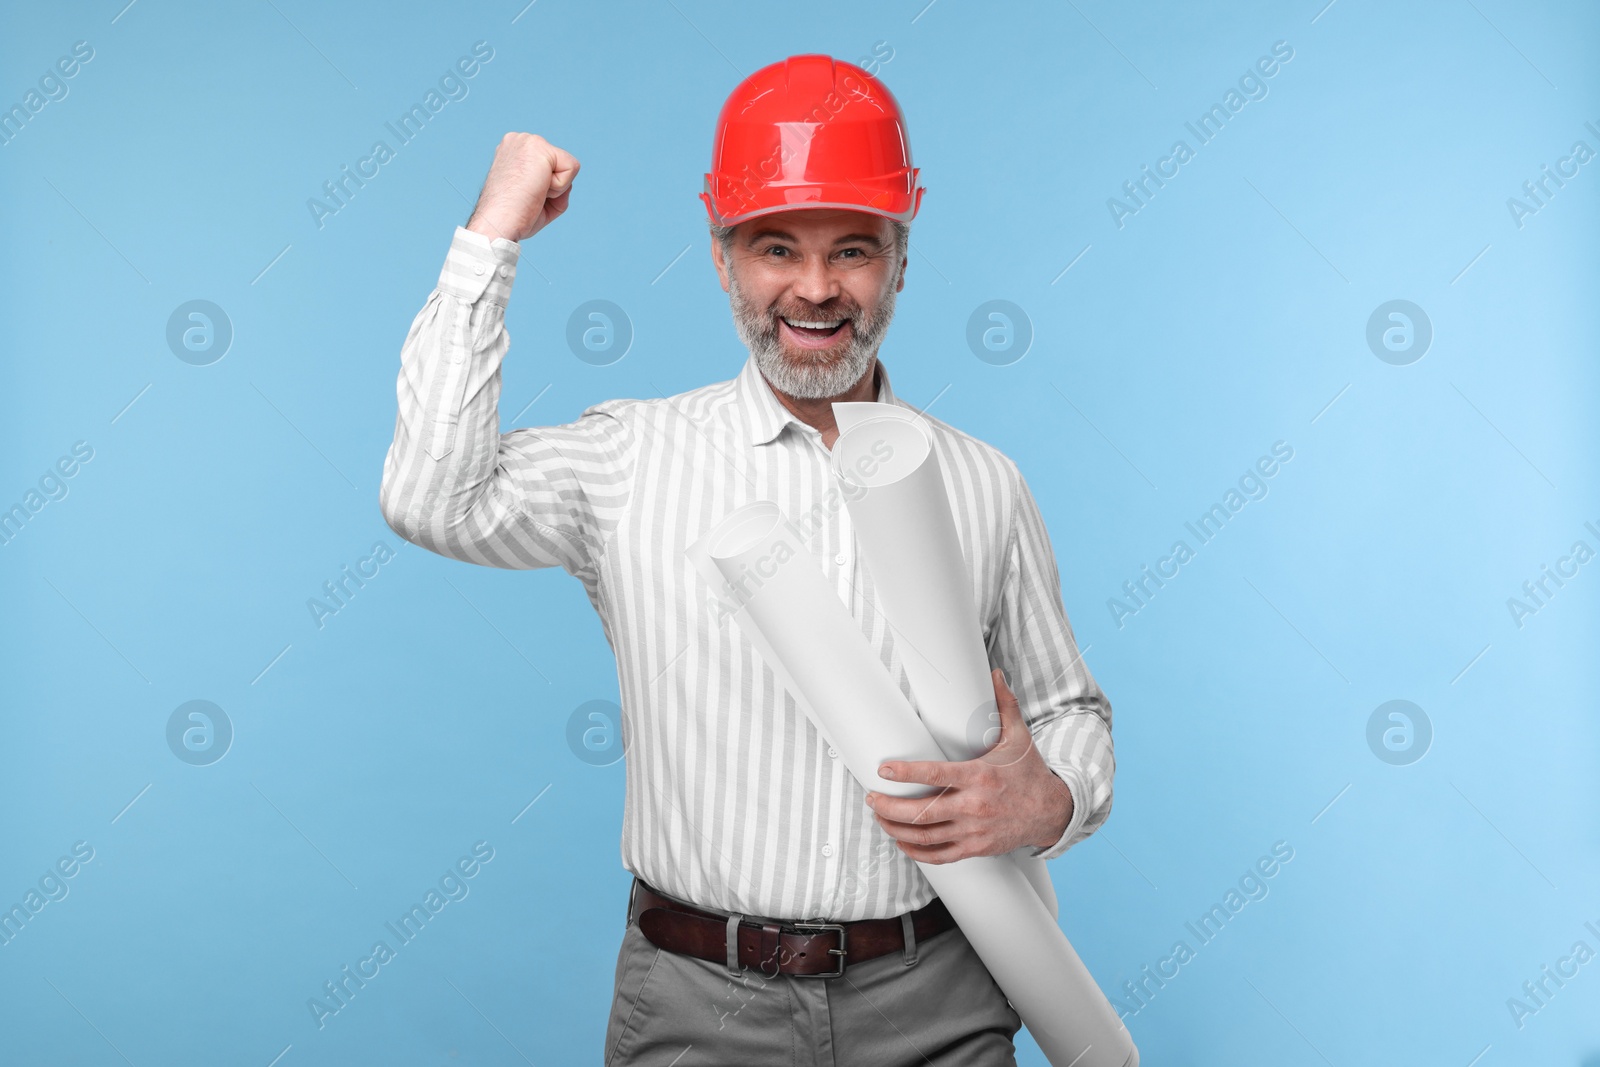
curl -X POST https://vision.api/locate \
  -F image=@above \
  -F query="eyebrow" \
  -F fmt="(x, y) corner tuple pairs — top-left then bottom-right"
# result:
(744, 228), (888, 249)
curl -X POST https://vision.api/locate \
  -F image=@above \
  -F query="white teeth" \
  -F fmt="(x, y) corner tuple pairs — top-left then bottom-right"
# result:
(782, 318), (844, 330)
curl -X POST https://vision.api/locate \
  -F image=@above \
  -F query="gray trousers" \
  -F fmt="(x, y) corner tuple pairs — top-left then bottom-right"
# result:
(603, 883), (1022, 1066)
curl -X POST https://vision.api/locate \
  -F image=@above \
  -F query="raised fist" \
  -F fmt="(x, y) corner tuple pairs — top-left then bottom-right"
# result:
(465, 133), (580, 243)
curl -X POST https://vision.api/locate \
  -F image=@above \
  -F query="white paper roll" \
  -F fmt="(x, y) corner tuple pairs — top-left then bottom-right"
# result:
(831, 406), (1059, 919)
(687, 502), (1137, 1067)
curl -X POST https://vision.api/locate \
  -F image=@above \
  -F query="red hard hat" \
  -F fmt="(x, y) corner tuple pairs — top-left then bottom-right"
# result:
(700, 54), (925, 227)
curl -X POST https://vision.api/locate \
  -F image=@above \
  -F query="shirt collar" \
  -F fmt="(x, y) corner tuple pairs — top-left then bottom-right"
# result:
(736, 353), (897, 447)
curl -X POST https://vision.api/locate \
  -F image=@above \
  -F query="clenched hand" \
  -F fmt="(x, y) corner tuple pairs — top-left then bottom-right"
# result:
(465, 132), (580, 243)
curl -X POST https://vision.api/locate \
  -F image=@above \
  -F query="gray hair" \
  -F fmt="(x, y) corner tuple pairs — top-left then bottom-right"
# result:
(711, 218), (910, 282)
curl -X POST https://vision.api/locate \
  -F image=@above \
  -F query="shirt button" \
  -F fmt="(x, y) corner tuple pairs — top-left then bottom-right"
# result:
(834, 553), (847, 566)
(821, 843), (835, 858)
(498, 265), (510, 277)
(827, 746), (838, 758)
(473, 263), (485, 276)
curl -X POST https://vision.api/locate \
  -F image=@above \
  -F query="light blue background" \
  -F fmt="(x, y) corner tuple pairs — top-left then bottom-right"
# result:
(3, 1), (1596, 1064)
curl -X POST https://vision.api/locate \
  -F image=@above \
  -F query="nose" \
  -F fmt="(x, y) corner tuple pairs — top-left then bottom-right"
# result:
(789, 252), (842, 307)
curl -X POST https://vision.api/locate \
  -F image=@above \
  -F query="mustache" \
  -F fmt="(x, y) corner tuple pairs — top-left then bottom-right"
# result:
(764, 300), (861, 325)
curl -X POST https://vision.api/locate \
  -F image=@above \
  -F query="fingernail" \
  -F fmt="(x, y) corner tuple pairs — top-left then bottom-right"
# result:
(879, 765), (895, 780)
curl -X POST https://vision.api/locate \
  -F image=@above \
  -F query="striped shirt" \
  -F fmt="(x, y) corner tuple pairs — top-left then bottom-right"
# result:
(379, 226), (1116, 922)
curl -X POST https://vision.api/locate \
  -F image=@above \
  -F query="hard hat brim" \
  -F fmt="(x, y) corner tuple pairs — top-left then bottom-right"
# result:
(700, 176), (924, 228)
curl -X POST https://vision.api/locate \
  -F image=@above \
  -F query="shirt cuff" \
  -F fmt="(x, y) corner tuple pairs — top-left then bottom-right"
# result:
(437, 225), (520, 305)
(1030, 766), (1090, 861)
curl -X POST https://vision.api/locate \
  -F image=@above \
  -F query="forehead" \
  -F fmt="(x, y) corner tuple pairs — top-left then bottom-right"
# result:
(734, 209), (891, 245)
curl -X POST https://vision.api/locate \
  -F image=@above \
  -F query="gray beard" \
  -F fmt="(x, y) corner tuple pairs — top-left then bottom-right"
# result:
(728, 269), (898, 401)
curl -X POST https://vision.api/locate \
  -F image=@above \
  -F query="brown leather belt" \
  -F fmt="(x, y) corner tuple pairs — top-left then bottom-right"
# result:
(629, 877), (956, 979)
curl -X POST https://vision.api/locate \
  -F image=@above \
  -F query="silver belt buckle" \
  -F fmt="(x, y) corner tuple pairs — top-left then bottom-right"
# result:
(788, 921), (848, 978)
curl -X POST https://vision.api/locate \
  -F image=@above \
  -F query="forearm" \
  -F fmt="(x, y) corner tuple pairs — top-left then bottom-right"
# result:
(1024, 768), (1077, 850)
(379, 227), (530, 565)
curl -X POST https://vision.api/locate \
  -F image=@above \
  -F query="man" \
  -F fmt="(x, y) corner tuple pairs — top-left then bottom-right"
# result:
(380, 54), (1115, 1066)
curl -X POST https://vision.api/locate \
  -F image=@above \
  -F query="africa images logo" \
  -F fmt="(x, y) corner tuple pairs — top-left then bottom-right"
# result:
(307, 841), (495, 1029)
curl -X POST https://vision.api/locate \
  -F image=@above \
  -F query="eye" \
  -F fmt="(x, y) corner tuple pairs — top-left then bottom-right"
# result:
(763, 245), (792, 258)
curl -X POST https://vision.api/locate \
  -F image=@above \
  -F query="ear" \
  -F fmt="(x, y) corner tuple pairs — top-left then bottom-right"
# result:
(895, 253), (908, 293)
(710, 232), (731, 293)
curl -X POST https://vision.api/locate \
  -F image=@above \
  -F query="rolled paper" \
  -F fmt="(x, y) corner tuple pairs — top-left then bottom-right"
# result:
(687, 502), (1138, 1067)
(831, 399), (934, 437)
(831, 405), (1059, 920)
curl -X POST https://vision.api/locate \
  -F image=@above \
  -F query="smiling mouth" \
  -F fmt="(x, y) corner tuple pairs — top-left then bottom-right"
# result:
(778, 316), (851, 350)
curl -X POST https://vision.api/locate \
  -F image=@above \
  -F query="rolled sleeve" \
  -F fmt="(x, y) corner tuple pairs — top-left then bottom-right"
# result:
(986, 461), (1116, 862)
